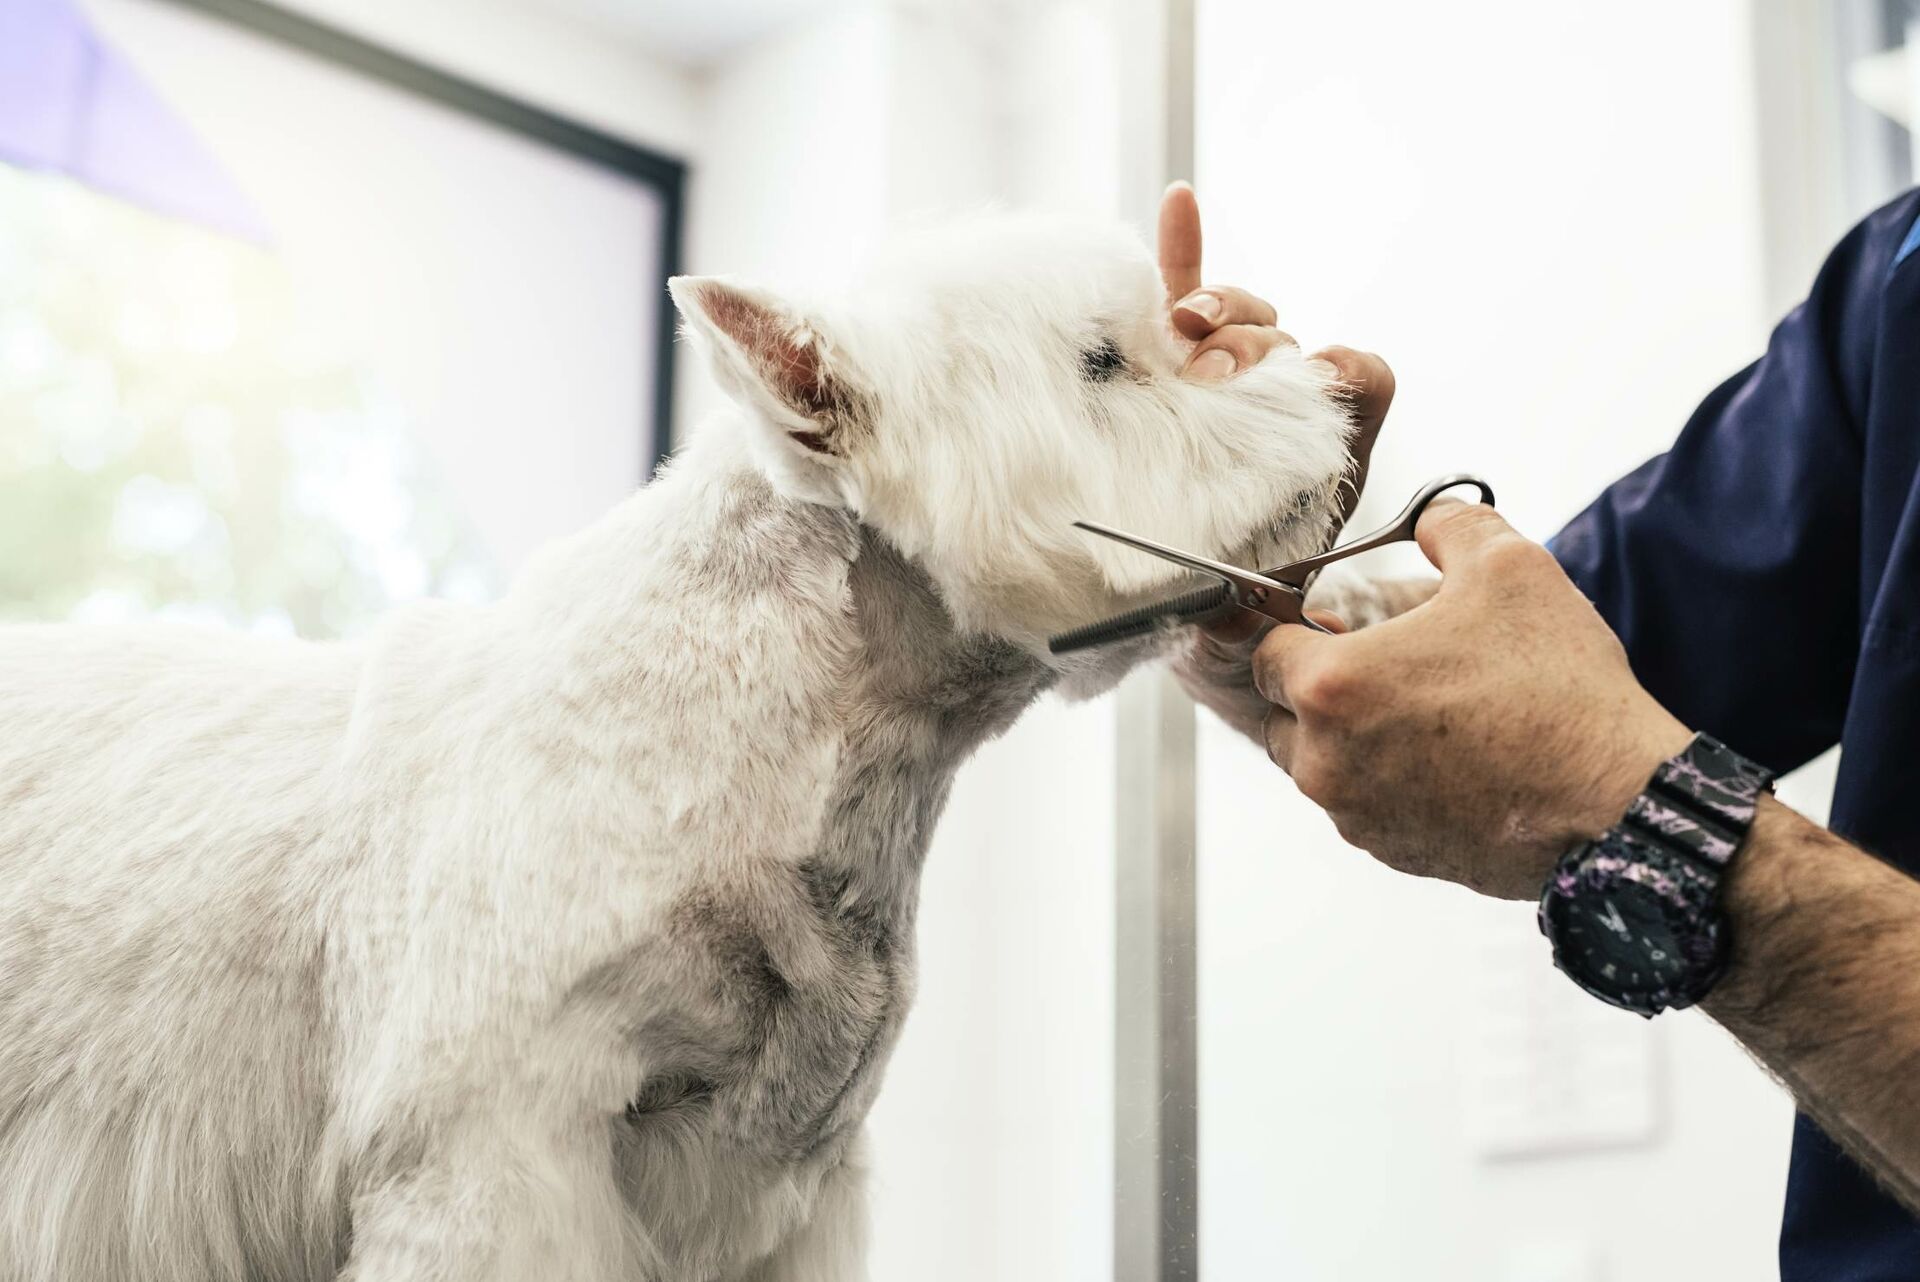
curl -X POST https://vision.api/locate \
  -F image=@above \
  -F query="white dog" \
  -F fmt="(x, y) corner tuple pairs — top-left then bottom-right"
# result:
(0, 213), (1350, 1281)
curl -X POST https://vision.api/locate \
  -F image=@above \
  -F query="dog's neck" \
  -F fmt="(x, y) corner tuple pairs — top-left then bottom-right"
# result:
(841, 527), (1052, 741)
(801, 521), (1053, 933)
(510, 422), (1055, 881)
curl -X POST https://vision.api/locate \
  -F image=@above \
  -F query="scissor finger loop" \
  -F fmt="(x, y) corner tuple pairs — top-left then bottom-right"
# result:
(1264, 473), (1497, 585)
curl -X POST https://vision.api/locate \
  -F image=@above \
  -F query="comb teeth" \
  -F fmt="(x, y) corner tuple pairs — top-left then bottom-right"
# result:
(1047, 583), (1231, 655)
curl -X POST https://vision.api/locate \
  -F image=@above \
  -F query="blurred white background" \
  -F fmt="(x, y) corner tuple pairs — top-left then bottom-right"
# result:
(1190, 4), (1883, 1279)
(8, 0), (1917, 1278)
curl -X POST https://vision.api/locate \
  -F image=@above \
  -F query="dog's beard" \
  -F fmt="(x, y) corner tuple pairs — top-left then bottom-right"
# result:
(1209, 463), (1351, 589)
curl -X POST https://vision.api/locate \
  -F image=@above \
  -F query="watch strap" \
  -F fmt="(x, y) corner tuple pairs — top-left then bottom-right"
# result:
(1619, 733), (1774, 871)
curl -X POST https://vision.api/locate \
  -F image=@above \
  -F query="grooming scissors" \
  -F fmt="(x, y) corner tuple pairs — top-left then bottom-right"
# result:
(1047, 473), (1496, 654)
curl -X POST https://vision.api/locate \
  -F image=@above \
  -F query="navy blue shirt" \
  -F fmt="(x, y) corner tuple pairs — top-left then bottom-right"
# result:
(1552, 187), (1920, 1278)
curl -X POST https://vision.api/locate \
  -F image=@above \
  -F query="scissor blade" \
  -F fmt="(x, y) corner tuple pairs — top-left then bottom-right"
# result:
(1072, 520), (1290, 596)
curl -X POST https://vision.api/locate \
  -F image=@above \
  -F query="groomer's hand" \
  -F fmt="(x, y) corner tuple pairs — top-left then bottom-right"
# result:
(1254, 501), (1693, 900)
(1156, 182), (1394, 515)
(1156, 182), (1396, 736)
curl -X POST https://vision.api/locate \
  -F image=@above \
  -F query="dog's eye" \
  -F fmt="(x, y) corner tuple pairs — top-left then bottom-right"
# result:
(1079, 337), (1126, 382)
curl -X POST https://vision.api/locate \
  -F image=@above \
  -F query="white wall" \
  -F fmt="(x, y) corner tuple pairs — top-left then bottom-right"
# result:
(675, 3), (890, 434)
(1192, 3), (1799, 1280)
(267, 0), (701, 156)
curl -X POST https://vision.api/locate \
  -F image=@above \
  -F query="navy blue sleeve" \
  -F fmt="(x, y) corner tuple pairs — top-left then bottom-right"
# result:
(1549, 191), (1920, 775)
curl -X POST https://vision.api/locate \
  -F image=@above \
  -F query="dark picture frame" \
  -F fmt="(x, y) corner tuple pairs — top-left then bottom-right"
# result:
(152, 0), (687, 473)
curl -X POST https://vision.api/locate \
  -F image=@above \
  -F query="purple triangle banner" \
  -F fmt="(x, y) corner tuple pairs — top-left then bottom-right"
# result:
(0, 0), (271, 242)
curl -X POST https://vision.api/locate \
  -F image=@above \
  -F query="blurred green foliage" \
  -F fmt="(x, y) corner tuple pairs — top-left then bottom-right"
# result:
(0, 164), (492, 638)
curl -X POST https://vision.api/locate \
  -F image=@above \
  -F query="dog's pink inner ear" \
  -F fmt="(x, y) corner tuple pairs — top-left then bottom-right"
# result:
(697, 285), (844, 452)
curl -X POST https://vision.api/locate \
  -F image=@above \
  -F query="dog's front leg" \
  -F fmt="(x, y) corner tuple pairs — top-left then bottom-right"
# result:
(338, 1107), (635, 1282)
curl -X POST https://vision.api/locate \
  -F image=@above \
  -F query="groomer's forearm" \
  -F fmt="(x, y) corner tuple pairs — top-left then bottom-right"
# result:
(1705, 797), (1920, 1213)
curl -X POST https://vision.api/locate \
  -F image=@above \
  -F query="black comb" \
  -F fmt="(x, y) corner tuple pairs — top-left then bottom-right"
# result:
(1047, 582), (1230, 654)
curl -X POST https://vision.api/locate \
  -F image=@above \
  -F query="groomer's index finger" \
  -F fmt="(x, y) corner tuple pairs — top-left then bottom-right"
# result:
(1158, 181), (1203, 303)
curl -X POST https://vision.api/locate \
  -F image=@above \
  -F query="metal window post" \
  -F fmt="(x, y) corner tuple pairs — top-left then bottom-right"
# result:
(1113, 670), (1200, 1282)
(1112, 3), (1198, 1279)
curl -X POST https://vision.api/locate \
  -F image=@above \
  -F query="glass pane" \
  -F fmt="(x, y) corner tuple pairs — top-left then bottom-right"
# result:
(0, 161), (490, 634)
(3, 0), (669, 641)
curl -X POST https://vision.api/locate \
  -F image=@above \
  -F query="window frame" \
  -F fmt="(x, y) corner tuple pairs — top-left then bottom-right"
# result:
(153, 0), (688, 474)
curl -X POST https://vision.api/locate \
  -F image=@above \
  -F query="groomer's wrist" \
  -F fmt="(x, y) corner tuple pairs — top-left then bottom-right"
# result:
(1700, 796), (1792, 1019)
(1544, 710), (1695, 859)
(1701, 795), (1864, 1025)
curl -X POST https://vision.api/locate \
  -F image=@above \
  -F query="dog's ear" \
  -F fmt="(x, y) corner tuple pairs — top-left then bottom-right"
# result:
(670, 276), (870, 466)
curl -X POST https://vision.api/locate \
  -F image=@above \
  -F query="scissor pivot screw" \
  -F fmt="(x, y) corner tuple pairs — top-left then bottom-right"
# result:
(1244, 587), (1268, 607)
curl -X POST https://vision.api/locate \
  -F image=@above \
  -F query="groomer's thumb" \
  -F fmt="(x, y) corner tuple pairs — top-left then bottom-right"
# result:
(1413, 498), (1521, 575)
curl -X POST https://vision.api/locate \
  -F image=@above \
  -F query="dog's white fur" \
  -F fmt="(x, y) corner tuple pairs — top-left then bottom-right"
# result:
(0, 213), (1349, 1281)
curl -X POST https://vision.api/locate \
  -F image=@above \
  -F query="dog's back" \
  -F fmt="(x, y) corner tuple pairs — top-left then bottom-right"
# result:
(0, 623), (359, 1280)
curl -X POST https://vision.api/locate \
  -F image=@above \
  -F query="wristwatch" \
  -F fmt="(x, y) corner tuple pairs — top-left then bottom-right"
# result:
(1537, 732), (1775, 1017)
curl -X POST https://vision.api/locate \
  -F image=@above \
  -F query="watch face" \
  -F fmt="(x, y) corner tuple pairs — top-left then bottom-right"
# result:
(1539, 832), (1727, 1015)
(1553, 879), (1691, 999)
